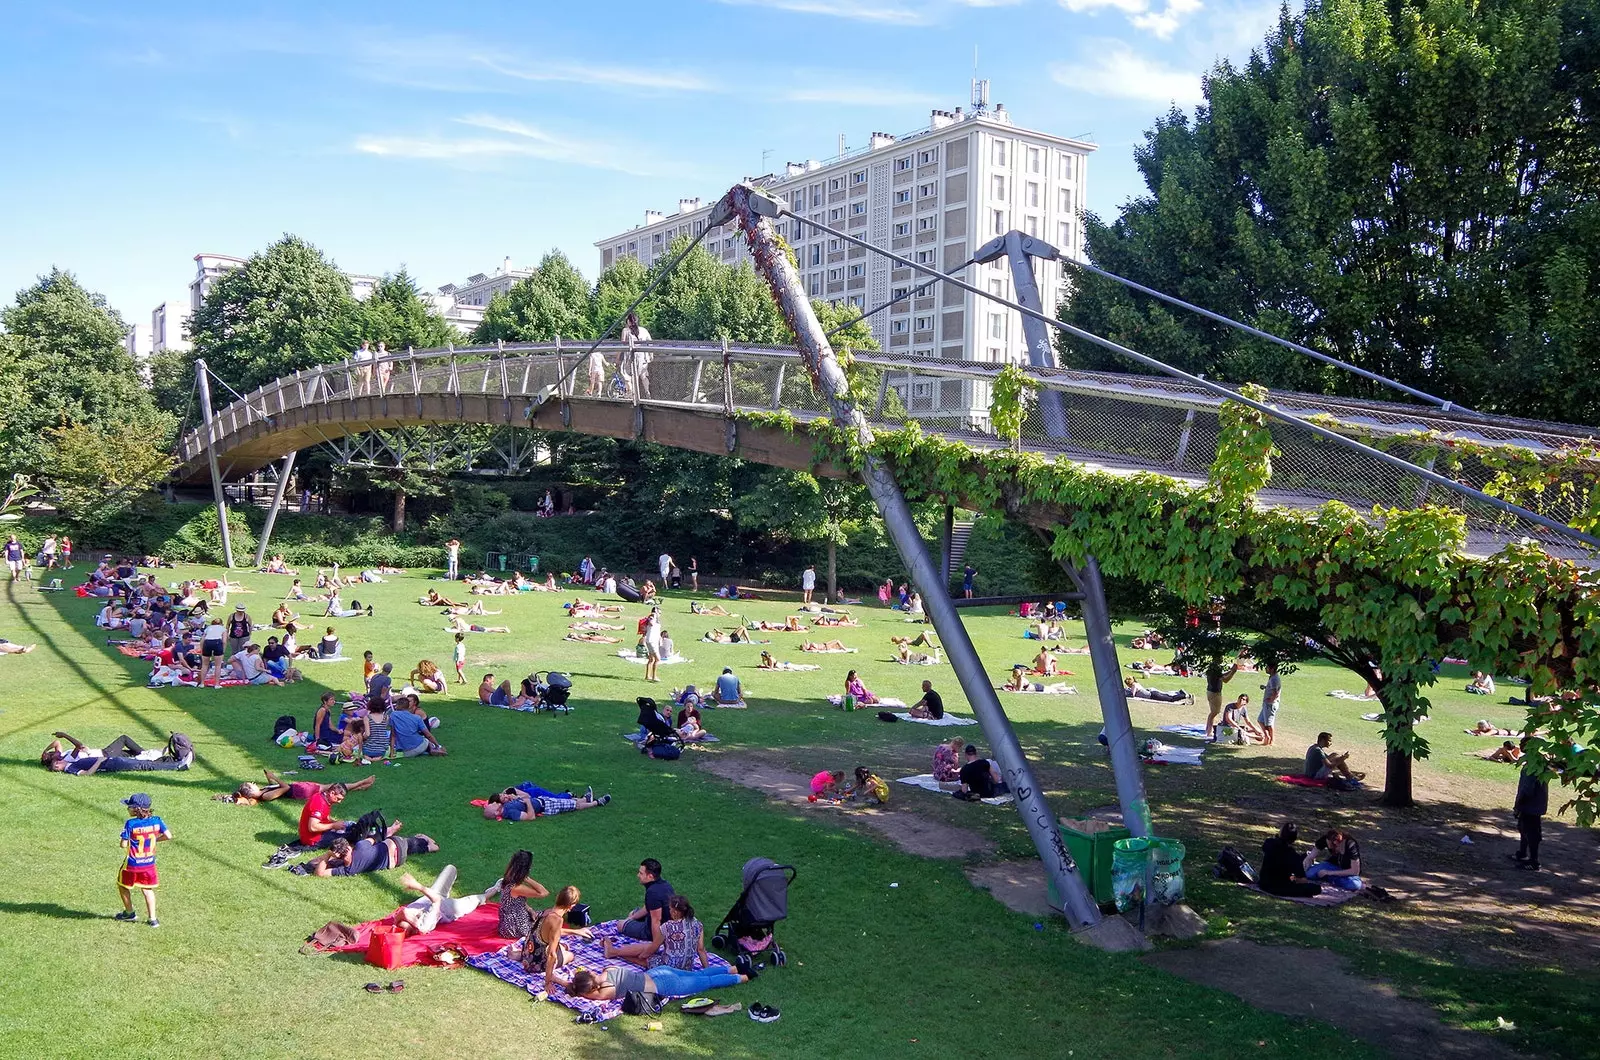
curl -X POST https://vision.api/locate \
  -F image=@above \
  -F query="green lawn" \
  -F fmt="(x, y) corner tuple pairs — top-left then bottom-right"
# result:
(0, 565), (1590, 1059)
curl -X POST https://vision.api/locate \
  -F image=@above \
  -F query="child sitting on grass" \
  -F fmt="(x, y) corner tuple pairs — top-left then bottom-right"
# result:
(849, 766), (889, 805)
(809, 769), (846, 801)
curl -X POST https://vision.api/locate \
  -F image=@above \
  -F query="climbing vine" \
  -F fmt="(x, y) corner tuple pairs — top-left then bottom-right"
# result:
(990, 364), (1038, 450)
(734, 408), (1600, 821)
(1209, 384), (1277, 503)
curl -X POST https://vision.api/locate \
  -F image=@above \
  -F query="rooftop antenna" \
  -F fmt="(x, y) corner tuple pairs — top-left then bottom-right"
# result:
(971, 48), (989, 113)
(761, 148), (773, 174)
(837, 132), (847, 157)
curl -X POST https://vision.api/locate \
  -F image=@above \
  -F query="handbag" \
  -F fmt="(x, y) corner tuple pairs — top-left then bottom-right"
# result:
(365, 923), (406, 969)
(565, 902), (592, 928)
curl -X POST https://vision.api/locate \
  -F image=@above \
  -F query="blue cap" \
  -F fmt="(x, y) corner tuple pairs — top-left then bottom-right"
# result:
(123, 793), (152, 809)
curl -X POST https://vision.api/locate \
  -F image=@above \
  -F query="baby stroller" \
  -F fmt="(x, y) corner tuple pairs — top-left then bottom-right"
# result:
(711, 857), (795, 974)
(635, 696), (681, 757)
(531, 671), (573, 713)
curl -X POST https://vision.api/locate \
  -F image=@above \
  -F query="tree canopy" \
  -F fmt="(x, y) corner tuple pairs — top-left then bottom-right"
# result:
(1060, 0), (1600, 423)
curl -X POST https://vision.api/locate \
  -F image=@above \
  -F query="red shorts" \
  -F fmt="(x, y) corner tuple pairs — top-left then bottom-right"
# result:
(119, 865), (159, 889)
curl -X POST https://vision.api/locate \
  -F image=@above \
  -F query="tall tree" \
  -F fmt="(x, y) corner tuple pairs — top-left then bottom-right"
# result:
(472, 251), (595, 343)
(736, 470), (878, 601)
(356, 270), (457, 351)
(164, 235), (360, 403)
(1060, 0), (1600, 423)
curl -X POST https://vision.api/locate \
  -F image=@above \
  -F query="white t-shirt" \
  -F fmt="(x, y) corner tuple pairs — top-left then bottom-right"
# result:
(802, 569), (816, 590)
(659, 555), (672, 578)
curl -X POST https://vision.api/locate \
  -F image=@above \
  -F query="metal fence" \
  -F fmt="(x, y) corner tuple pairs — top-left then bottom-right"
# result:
(177, 341), (1599, 558)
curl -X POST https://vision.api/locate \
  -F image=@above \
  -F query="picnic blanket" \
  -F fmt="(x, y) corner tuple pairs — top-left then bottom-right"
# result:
(997, 685), (1078, 695)
(616, 652), (691, 665)
(891, 712), (976, 726)
(622, 732), (720, 745)
(1157, 723), (1212, 740)
(827, 695), (906, 709)
(1245, 883), (1360, 908)
(894, 773), (1013, 806)
(1276, 774), (1364, 790)
(467, 918), (734, 1023)
(300, 654), (350, 663)
(114, 644), (159, 659)
(322, 903), (511, 968)
(1327, 690), (1378, 701)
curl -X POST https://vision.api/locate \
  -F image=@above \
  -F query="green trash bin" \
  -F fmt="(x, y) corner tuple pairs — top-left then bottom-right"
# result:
(1149, 838), (1187, 906)
(1050, 818), (1131, 907)
(1110, 837), (1152, 913)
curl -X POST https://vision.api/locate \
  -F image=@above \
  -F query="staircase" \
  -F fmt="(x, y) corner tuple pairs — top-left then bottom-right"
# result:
(945, 520), (976, 581)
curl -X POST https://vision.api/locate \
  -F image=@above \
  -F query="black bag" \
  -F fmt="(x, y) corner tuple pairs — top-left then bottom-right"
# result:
(1214, 845), (1257, 884)
(165, 732), (195, 762)
(876, 710), (900, 723)
(273, 715), (297, 740)
(620, 990), (664, 1016)
(565, 902), (592, 928)
(350, 808), (387, 842)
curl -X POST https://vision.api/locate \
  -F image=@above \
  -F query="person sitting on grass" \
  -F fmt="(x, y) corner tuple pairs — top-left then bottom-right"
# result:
(390, 697), (447, 757)
(953, 745), (1009, 801)
(317, 626), (343, 659)
(491, 849), (550, 939)
(843, 669), (877, 705)
(304, 829), (440, 876)
(1303, 829), (1364, 891)
(323, 588), (372, 619)
(446, 615), (511, 634)
(1304, 731), (1365, 784)
(410, 659), (447, 694)
(677, 706), (711, 743)
(713, 667), (743, 707)
(221, 769), (373, 805)
(1032, 649), (1059, 676)
(1002, 665), (1073, 694)
(1258, 822), (1322, 898)
(232, 643), (284, 686)
(932, 736), (964, 788)
(392, 865), (496, 937)
(892, 632), (940, 651)
(1214, 693), (1262, 744)
(479, 673), (503, 706)
(521, 885), (591, 981)
(1486, 740), (1524, 763)
(270, 603), (298, 628)
(810, 770), (846, 800)
(483, 784), (611, 820)
(896, 643), (942, 665)
(1467, 671), (1497, 695)
(849, 766), (889, 805)
(908, 679), (945, 719)
(603, 894), (706, 970)
(800, 639), (850, 652)
(422, 588), (463, 608)
(1124, 675), (1191, 704)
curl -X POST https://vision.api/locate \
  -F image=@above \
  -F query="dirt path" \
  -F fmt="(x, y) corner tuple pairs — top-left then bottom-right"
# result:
(1148, 938), (1522, 1059)
(696, 754), (994, 859)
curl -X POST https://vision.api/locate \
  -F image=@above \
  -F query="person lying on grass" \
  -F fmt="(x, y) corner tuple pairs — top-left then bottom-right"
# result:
(43, 732), (191, 774)
(1304, 732), (1365, 783)
(849, 766), (889, 805)
(446, 615), (510, 634)
(482, 784), (611, 820)
(443, 601), (501, 617)
(891, 632), (940, 651)
(421, 588), (463, 608)
(1485, 740), (1524, 763)
(391, 865), (497, 937)
(603, 894), (706, 970)
(702, 627), (764, 644)
(813, 613), (858, 627)
(1003, 665), (1072, 694)
(322, 588), (372, 619)
(567, 631), (621, 643)
(566, 599), (624, 617)
(896, 644), (941, 665)
(689, 601), (733, 616)
(558, 962), (751, 1002)
(0, 638), (38, 654)
(748, 617), (807, 632)
(570, 620), (625, 631)
(1123, 675), (1191, 704)
(218, 769), (374, 805)
(304, 830), (439, 876)
(800, 639), (851, 652)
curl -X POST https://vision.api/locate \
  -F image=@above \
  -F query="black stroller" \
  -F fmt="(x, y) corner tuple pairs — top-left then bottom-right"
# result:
(635, 697), (681, 757)
(711, 857), (796, 974)
(524, 671), (573, 713)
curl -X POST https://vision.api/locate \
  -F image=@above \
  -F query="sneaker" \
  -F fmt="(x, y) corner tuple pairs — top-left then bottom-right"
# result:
(114, 910), (137, 921)
(584, 786), (594, 802)
(599, 794), (611, 806)
(749, 1003), (780, 1023)
(147, 919), (160, 928)
(1516, 861), (1542, 871)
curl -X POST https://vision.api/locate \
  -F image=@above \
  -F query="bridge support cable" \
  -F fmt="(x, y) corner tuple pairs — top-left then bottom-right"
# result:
(1057, 254), (1465, 413)
(719, 183), (1134, 941)
(194, 359), (235, 569)
(772, 195), (1600, 551)
(973, 232), (1070, 438)
(252, 450), (298, 568)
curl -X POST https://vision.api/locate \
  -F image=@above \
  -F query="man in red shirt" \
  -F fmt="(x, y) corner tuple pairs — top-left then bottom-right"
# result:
(298, 782), (352, 848)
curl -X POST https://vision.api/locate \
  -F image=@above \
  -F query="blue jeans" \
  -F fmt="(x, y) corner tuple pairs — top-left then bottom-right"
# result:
(644, 966), (743, 995)
(514, 783), (569, 800)
(1305, 862), (1363, 891)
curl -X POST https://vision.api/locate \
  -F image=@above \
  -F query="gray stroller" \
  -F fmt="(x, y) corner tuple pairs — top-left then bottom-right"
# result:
(710, 856), (795, 974)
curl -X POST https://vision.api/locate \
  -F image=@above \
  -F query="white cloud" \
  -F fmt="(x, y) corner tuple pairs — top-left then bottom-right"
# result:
(1051, 44), (1204, 106)
(1057, 0), (1204, 38)
(713, 0), (935, 24)
(355, 115), (665, 176)
(476, 58), (714, 93)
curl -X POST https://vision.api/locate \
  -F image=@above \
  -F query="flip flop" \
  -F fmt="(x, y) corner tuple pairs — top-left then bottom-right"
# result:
(364, 983), (382, 993)
(680, 997), (716, 1013)
(705, 1003), (743, 1017)
(386, 981), (405, 992)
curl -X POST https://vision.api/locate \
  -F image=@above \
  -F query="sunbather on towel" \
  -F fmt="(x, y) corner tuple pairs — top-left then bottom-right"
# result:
(1124, 676), (1191, 704)
(896, 644), (942, 665)
(304, 827), (439, 876)
(566, 632), (621, 643)
(1483, 740), (1523, 763)
(813, 614), (858, 627)
(421, 589), (463, 608)
(447, 616), (511, 634)
(801, 639), (850, 652)
(218, 769), (374, 805)
(1467, 720), (1519, 737)
(1002, 666), (1070, 693)
(689, 601), (733, 616)
(391, 865), (496, 936)
(891, 632), (940, 650)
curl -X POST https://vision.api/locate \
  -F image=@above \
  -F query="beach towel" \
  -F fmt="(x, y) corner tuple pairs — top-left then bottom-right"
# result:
(894, 773), (1015, 806)
(1275, 774), (1365, 789)
(300, 654), (349, 663)
(623, 732), (719, 745)
(1360, 713), (1384, 722)
(616, 652), (691, 665)
(891, 712), (976, 726)
(827, 695), (906, 709)
(705, 699), (746, 709)
(467, 918), (733, 1023)
(997, 685), (1078, 695)
(1157, 724), (1212, 740)
(318, 903), (510, 967)
(1328, 690), (1378, 701)
(800, 646), (857, 654)
(1245, 883), (1359, 908)
(1145, 745), (1205, 766)
(758, 662), (820, 672)
(892, 655), (943, 666)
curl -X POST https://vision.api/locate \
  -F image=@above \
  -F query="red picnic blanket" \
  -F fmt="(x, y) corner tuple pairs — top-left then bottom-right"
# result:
(329, 903), (510, 968)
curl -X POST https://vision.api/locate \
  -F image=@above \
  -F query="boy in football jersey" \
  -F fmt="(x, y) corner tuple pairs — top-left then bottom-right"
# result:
(115, 793), (172, 927)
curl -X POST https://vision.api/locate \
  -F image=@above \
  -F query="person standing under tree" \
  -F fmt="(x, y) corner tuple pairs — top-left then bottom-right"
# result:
(114, 793), (171, 927)
(1258, 660), (1282, 746)
(659, 552), (673, 586)
(59, 534), (73, 569)
(689, 557), (698, 593)
(962, 563), (977, 599)
(802, 564), (816, 605)
(445, 539), (461, 582)
(4, 534), (23, 580)
(1511, 737), (1549, 872)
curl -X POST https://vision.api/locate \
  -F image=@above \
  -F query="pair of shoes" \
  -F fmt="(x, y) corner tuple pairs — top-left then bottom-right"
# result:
(749, 1002), (781, 1023)
(114, 910), (137, 921)
(1516, 861), (1542, 871)
(734, 952), (754, 977)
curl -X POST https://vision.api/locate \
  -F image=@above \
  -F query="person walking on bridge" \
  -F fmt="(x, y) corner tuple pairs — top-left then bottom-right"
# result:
(621, 311), (652, 398)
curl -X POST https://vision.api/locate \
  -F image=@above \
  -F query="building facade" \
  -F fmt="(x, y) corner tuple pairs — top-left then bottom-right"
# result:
(430, 256), (530, 335)
(593, 100), (1092, 418)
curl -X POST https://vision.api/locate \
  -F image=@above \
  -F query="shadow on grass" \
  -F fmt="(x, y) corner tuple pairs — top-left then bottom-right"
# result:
(0, 900), (108, 921)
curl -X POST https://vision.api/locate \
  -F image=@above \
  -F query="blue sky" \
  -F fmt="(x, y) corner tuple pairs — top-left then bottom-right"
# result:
(0, 0), (1284, 325)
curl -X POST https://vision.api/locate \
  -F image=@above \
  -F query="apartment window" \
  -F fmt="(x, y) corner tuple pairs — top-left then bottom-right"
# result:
(893, 286), (909, 299)
(895, 189), (912, 204)
(852, 169), (867, 184)
(992, 209), (1004, 235)
(848, 263), (864, 277)
(915, 249), (934, 264)
(829, 207), (844, 221)
(810, 245), (822, 266)
(914, 382), (931, 397)
(992, 140), (1007, 165)
(812, 186), (822, 206)
(917, 216), (936, 231)
(810, 276), (822, 296)
(989, 313), (1005, 339)
(917, 182), (936, 198)
(828, 267), (844, 281)
(894, 221), (911, 236)
(628, 240), (638, 253)
(914, 315), (932, 331)
(849, 295), (863, 307)
(896, 156), (912, 171)
(653, 232), (663, 245)
(1059, 154), (1074, 180)
(1027, 182), (1040, 208)
(1024, 215), (1038, 237)
(829, 238), (843, 251)
(918, 148), (938, 165)
(992, 175), (1006, 200)
(989, 279), (1003, 297)
(892, 319), (909, 334)
(852, 201), (867, 215)
(830, 177), (844, 191)
(1027, 146), (1041, 173)
(1059, 221), (1071, 246)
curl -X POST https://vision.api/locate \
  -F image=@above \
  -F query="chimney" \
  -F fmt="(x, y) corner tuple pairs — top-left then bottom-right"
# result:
(869, 131), (896, 150)
(806, 159), (822, 171)
(644, 209), (664, 225)
(929, 109), (956, 130)
(787, 161), (805, 177)
(502, 256), (512, 274)
(678, 197), (701, 214)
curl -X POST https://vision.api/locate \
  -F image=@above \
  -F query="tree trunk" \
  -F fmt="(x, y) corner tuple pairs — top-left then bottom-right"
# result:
(827, 539), (838, 604)
(392, 489), (406, 533)
(1382, 749), (1414, 807)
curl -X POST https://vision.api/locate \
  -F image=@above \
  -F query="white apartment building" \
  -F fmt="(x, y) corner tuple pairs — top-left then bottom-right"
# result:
(593, 96), (1093, 417)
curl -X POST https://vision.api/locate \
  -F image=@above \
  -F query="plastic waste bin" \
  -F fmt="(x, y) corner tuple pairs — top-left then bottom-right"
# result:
(1049, 818), (1131, 907)
(1149, 838), (1187, 905)
(1111, 837), (1152, 913)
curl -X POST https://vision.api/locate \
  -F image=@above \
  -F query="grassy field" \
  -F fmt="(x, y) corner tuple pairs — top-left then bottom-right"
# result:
(0, 563), (1592, 1059)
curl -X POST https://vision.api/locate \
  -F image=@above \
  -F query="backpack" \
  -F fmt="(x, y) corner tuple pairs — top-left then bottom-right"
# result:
(876, 710), (901, 723)
(620, 990), (665, 1016)
(1214, 846), (1257, 884)
(350, 808), (387, 842)
(273, 715), (297, 741)
(165, 732), (195, 762)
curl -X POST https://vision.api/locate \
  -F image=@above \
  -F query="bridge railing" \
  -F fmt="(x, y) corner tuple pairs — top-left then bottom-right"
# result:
(179, 342), (1597, 556)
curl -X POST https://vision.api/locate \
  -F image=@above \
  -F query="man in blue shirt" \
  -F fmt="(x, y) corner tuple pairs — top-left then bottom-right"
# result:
(389, 699), (447, 757)
(619, 858), (674, 941)
(714, 667), (743, 706)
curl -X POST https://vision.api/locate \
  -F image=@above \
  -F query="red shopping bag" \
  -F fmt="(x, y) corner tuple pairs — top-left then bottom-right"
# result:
(365, 923), (406, 969)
